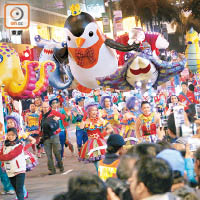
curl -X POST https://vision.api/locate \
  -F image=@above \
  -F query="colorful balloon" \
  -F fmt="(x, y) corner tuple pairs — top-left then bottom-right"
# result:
(185, 27), (200, 74)
(0, 43), (55, 99)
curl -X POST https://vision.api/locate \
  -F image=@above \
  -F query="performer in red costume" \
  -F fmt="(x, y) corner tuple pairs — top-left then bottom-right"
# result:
(79, 103), (113, 173)
(179, 82), (198, 110)
(135, 101), (162, 143)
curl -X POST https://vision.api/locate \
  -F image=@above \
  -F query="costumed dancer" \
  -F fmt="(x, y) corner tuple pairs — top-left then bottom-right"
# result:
(135, 101), (162, 143)
(34, 97), (43, 115)
(100, 95), (121, 134)
(71, 96), (88, 152)
(120, 97), (138, 148)
(79, 103), (113, 173)
(25, 102), (41, 157)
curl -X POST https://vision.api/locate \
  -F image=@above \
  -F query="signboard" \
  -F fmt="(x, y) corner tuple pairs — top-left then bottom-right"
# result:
(102, 14), (111, 33)
(113, 10), (123, 32)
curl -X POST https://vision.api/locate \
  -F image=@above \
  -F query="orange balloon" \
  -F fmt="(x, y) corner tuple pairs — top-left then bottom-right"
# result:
(77, 83), (92, 93)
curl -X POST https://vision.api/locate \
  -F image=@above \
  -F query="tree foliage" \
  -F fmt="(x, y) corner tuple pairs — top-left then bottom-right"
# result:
(119, 0), (178, 24)
(183, 0), (200, 19)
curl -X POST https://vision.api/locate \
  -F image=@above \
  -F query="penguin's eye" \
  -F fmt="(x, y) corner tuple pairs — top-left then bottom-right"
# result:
(89, 31), (93, 37)
(67, 36), (71, 41)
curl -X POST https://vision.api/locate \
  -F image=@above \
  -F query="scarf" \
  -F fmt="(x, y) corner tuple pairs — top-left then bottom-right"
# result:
(5, 137), (21, 147)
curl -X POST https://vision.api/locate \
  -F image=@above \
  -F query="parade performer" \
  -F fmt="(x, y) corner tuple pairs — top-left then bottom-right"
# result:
(120, 97), (138, 147)
(135, 101), (162, 142)
(100, 95), (121, 134)
(0, 128), (35, 200)
(71, 96), (88, 152)
(179, 82), (198, 110)
(34, 97), (43, 115)
(25, 102), (40, 157)
(79, 103), (113, 173)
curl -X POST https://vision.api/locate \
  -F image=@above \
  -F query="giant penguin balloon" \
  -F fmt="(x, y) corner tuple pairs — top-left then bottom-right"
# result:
(54, 4), (139, 92)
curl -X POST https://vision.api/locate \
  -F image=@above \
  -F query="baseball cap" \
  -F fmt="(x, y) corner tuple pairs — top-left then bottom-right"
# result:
(107, 134), (125, 147)
(49, 97), (59, 106)
(156, 149), (184, 176)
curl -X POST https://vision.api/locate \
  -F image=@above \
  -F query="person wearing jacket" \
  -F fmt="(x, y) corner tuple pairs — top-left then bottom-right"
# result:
(98, 134), (125, 181)
(0, 128), (34, 200)
(39, 101), (65, 175)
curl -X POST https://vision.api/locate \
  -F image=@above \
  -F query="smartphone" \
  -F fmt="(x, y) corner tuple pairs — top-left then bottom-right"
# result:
(195, 104), (200, 119)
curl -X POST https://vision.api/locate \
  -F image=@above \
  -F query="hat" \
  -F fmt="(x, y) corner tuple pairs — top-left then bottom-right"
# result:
(49, 95), (59, 106)
(100, 95), (113, 108)
(75, 96), (85, 105)
(156, 149), (184, 176)
(6, 115), (20, 129)
(107, 134), (125, 147)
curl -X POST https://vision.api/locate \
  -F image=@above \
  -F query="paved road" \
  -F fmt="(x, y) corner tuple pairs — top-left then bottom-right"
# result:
(0, 125), (96, 200)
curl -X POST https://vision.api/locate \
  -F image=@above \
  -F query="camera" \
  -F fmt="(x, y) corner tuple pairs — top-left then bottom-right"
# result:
(161, 116), (168, 130)
(106, 178), (132, 200)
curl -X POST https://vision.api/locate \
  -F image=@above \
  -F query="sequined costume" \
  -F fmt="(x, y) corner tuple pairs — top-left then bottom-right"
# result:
(100, 108), (121, 134)
(79, 118), (109, 162)
(120, 111), (137, 145)
(139, 112), (158, 143)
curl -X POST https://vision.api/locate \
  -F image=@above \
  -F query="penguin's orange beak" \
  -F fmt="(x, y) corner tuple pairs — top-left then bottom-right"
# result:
(75, 38), (85, 48)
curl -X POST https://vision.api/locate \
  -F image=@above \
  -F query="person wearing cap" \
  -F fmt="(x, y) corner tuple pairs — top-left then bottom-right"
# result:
(39, 101), (65, 175)
(71, 95), (88, 152)
(157, 149), (198, 200)
(49, 96), (71, 159)
(98, 134), (125, 181)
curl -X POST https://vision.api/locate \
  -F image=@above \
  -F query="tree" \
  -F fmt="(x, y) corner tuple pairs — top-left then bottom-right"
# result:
(183, 0), (200, 19)
(119, 0), (178, 24)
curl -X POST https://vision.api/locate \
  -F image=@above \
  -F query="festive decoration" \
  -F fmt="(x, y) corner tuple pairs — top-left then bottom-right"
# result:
(0, 43), (55, 99)
(52, 4), (139, 91)
(97, 51), (185, 92)
(70, 4), (81, 16)
(36, 35), (74, 90)
(185, 27), (200, 74)
(129, 28), (169, 57)
(116, 30), (169, 67)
